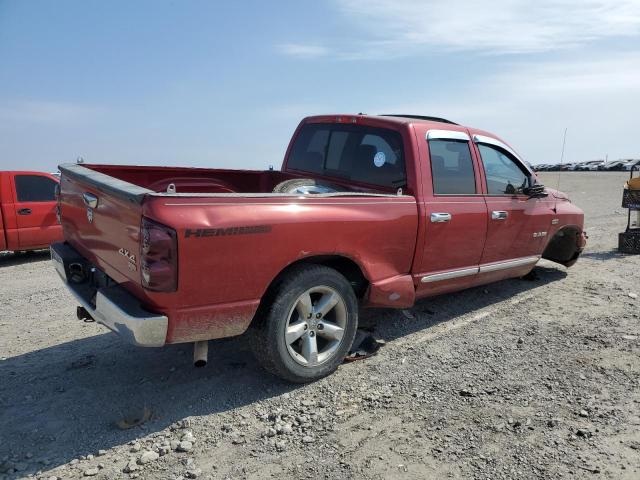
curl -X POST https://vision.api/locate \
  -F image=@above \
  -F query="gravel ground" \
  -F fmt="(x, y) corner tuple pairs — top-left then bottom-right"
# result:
(1, 171), (639, 480)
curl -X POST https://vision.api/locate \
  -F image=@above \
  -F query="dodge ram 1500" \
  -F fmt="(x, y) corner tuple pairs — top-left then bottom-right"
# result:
(51, 114), (586, 382)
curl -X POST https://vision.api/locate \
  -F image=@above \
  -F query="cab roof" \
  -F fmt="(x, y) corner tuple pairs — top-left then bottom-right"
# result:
(303, 113), (458, 128)
(300, 113), (524, 166)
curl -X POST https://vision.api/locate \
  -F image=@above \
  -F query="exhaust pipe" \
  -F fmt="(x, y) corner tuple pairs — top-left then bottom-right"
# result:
(193, 341), (208, 367)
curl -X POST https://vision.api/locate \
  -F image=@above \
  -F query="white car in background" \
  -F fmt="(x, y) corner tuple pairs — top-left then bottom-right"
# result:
(569, 162), (586, 171)
(585, 160), (605, 171)
(572, 160), (602, 171)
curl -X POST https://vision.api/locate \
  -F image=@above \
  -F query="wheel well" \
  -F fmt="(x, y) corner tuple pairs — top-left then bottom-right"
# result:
(542, 226), (582, 266)
(265, 256), (369, 301)
(248, 256), (369, 331)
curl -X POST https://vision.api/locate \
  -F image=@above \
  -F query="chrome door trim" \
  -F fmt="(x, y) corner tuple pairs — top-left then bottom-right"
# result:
(479, 256), (540, 274)
(426, 130), (470, 142)
(473, 134), (524, 163)
(421, 266), (479, 283)
(421, 255), (541, 284)
(430, 212), (452, 223)
(473, 134), (536, 176)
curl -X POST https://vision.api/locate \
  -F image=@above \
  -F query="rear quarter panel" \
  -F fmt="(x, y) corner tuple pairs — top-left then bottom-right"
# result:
(143, 195), (418, 343)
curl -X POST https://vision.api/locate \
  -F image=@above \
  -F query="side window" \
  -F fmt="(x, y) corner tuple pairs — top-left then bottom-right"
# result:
(477, 144), (529, 195)
(14, 175), (58, 202)
(428, 140), (476, 194)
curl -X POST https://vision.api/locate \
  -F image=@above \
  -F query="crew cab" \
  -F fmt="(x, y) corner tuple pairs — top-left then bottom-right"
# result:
(1, 171), (62, 253)
(51, 114), (586, 382)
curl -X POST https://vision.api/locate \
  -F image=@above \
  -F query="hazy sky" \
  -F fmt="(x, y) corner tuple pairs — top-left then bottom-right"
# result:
(1, 0), (639, 171)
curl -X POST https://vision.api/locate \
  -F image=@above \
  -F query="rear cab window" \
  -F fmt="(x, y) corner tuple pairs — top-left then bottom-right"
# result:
(287, 123), (406, 190)
(14, 175), (58, 202)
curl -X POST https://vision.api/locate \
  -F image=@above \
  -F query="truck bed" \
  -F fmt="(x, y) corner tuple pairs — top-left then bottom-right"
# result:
(69, 164), (392, 198)
(57, 163), (419, 344)
(80, 164), (293, 195)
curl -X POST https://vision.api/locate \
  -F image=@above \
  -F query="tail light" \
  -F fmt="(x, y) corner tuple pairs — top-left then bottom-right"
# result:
(140, 217), (178, 292)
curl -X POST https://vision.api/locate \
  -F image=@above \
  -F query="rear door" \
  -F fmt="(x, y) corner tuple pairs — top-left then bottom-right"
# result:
(12, 173), (62, 249)
(473, 136), (551, 267)
(415, 129), (488, 297)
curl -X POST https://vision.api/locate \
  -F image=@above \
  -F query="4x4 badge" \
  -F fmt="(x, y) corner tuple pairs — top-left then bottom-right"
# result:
(86, 208), (94, 223)
(118, 247), (136, 262)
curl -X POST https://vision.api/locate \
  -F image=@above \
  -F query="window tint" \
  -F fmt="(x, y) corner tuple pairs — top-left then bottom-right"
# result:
(288, 125), (329, 174)
(477, 144), (529, 195)
(287, 124), (406, 189)
(325, 131), (349, 171)
(14, 175), (58, 202)
(428, 140), (476, 194)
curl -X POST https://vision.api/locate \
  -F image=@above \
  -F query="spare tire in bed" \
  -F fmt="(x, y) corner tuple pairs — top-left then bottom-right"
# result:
(273, 178), (346, 194)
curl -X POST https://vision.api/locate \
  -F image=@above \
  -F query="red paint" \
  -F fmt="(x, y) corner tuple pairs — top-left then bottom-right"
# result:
(57, 115), (586, 344)
(0, 171), (62, 252)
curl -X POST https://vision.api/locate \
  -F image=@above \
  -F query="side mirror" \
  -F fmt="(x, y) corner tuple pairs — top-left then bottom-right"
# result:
(523, 183), (548, 198)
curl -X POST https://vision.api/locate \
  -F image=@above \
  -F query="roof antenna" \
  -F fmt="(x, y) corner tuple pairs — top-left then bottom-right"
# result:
(553, 128), (567, 213)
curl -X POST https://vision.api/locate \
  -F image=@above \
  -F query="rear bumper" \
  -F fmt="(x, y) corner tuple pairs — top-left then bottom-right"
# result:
(50, 242), (168, 347)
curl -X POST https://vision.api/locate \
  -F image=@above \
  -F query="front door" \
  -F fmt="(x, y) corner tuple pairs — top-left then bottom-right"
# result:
(473, 139), (551, 268)
(415, 129), (488, 297)
(12, 173), (61, 249)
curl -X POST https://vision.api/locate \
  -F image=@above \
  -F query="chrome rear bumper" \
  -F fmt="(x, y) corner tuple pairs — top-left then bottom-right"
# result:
(50, 242), (168, 347)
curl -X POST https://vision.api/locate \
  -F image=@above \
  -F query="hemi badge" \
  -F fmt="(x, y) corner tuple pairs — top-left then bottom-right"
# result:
(551, 218), (559, 225)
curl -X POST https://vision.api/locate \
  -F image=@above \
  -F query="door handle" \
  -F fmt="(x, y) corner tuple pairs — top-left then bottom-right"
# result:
(430, 212), (452, 223)
(17, 208), (32, 215)
(491, 210), (508, 220)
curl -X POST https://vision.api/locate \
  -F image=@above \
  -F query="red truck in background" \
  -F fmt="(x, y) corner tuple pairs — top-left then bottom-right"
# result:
(1, 171), (62, 252)
(51, 114), (586, 382)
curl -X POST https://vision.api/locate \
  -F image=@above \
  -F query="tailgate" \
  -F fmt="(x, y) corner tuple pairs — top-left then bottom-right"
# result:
(58, 164), (151, 286)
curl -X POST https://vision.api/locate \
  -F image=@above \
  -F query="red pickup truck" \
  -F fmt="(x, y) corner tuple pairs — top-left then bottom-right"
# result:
(1, 171), (62, 253)
(51, 114), (586, 382)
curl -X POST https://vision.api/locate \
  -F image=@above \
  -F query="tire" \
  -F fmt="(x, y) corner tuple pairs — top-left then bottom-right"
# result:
(272, 178), (345, 194)
(250, 265), (358, 383)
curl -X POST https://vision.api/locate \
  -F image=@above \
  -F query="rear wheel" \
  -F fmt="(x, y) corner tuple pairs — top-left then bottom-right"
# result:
(250, 265), (358, 383)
